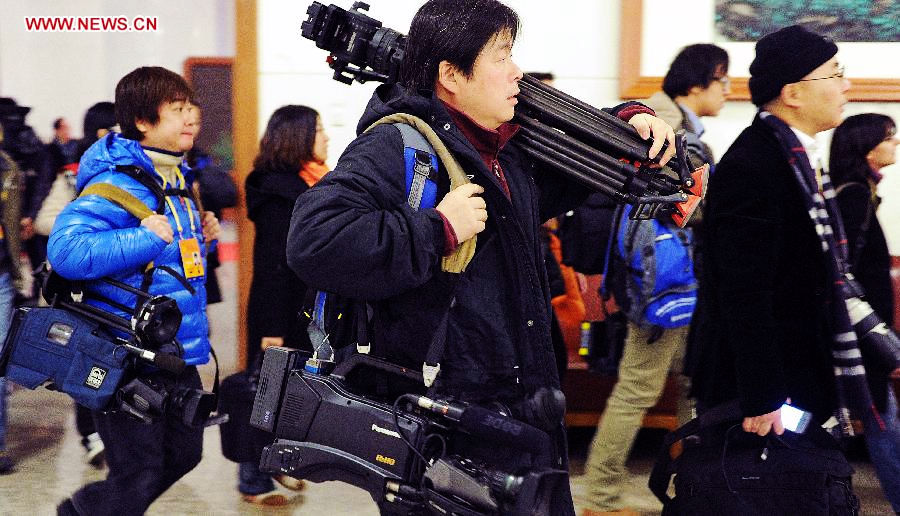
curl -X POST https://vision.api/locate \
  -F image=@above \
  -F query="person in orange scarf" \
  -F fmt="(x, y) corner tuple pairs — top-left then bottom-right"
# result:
(240, 105), (329, 505)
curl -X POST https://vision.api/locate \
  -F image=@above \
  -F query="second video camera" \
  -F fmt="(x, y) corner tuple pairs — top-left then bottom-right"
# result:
(250, 347), (567, 515)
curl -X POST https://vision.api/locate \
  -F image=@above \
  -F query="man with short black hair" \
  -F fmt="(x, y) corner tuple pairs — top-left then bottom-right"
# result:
(581, 43), (729, 516)
(647, 43), (729, 170)
(692, 25), (863, 439)
(287, 1), (675, 513)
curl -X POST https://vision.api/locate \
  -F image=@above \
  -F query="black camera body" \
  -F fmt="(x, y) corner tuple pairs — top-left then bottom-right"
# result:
(253, 348), (428, 500)
(258, 374), (429, 503)
(252, 348), (567, 515)
(301, 1), (405, 84)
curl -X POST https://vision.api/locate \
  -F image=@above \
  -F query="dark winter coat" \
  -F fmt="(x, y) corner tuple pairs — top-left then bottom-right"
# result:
(192, 154), (237, 304)
(287, 84), (590, 404)
(245, 166), (312, 368)
(691, 114), (838, 422)
(835, 181), (895, 412)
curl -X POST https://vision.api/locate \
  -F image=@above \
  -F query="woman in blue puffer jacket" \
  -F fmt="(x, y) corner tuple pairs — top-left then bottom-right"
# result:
(49, 66), (220, 516)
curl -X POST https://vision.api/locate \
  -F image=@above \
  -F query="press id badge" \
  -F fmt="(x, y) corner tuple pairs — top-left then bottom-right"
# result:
(178, 237), (205, 279)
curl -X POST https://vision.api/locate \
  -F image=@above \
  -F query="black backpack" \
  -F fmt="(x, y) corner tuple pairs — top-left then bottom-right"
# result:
(303, 122), (442, 362)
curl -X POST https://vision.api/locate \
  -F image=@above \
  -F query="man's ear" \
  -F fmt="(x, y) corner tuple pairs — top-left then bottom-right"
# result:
(436, 60), (462, 95)
(780, 83), (804, 108)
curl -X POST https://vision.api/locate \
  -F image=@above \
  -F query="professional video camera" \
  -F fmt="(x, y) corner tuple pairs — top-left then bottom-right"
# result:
(0, 265), (220, 427)
(251, 347), (568, 515)
(301, 1), (708, 226)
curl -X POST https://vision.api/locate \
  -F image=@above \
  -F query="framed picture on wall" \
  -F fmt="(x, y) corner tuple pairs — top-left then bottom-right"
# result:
(619, 0), (900, 101)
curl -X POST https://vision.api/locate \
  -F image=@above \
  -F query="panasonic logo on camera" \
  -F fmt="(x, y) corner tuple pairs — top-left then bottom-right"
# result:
(371, 424), (401, 439)
(84, 366), (107, 390)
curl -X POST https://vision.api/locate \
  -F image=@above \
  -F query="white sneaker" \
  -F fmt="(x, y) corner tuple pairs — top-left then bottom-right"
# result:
(83, 432), (105, 468)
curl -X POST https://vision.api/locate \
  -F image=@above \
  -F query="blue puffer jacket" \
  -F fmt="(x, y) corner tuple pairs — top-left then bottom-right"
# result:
(47, 133), (210, 365)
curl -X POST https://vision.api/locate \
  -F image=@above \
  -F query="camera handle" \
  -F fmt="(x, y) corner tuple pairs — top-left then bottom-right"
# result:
(331, 353), (424, 384)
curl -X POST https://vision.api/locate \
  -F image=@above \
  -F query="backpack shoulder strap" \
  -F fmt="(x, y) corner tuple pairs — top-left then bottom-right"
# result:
(364, 112), (474, 274)
(364, 114), (471, 386)
(113, 165), (166, 214)
(79, 182), (155, 220)
(393, 122), (440, 211)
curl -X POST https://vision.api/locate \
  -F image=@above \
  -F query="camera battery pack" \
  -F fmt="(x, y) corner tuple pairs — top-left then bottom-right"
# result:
(250, 347), (303, 432)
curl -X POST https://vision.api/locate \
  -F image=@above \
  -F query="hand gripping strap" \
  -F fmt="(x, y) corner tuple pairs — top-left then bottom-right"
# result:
(364, 113), (476, 274)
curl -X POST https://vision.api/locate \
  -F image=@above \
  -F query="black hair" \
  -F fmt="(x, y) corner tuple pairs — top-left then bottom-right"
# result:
(253, 105), (320, 172)
(83, 102), (116, 140)
(399, 0), (520, 92)
(662, 44), (729, 98)
(114, 66), (193, 141)
(53, 118), (65, 130)
(829, 113), (896, 185)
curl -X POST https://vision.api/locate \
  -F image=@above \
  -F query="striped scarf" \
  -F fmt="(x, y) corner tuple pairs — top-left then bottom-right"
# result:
(759, 111), (874, 437)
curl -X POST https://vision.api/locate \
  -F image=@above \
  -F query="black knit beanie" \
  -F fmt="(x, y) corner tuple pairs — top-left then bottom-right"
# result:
(749, 25), (838, 107)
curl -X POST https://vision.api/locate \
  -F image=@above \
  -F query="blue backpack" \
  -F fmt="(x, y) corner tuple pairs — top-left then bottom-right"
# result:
(304, 123), (441, 367)
(612, 204), (697, 329)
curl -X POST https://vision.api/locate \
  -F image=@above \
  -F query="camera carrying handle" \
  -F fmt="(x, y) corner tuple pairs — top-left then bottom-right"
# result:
(331, 353), (424, 385)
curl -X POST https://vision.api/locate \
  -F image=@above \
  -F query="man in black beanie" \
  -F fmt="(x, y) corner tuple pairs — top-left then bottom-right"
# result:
(691, 24), (854, 437)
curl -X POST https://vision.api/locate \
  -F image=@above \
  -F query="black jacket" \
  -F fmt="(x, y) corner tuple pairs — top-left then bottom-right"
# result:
(246, 166), (312, 367)
(691, 114), (837, 422)
(287, 84), (589, 403)
(835, 182), (895, 412)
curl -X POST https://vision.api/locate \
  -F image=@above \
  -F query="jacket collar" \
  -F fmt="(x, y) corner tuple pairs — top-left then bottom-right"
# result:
(441, 101), (520, 168)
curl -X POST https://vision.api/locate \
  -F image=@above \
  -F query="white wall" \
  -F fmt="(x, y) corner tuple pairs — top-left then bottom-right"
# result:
(0, 0), (234, 141)
(253, 0), (900, 252)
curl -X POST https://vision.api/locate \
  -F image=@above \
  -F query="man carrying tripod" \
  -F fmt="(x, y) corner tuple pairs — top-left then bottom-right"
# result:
(287, 0), (675, 513)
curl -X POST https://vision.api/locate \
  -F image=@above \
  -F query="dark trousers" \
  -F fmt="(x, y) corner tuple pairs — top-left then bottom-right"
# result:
(69, 367), (204, 516)
(24, 236), (47, 296)
(74, 404), (96, 438)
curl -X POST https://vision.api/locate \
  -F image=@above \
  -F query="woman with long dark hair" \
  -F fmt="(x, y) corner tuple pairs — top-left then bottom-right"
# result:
(239, 105), (329, 505)
(830, 113), (899, 513)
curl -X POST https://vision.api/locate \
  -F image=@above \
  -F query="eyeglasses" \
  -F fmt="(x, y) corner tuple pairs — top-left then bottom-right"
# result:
(797, 65), (845, 82)
(714, 76), (730, 88)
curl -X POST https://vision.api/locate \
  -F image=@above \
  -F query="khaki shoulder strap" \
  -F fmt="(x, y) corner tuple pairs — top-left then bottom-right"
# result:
(79, 182), (154, 220)
(364, 113), (475, 273)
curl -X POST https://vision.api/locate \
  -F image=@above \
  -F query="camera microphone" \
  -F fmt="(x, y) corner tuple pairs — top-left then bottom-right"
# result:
(415, 396), (467, 421)
(122, 343), (185, 375)
(415, 396), (551, 455)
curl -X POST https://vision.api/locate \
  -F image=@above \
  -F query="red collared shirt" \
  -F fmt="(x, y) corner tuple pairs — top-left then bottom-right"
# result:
(442, 101), (520, 200)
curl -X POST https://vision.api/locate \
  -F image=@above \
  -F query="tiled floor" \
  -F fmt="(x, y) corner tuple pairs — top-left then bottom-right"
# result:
(0, 222), (894, 515)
